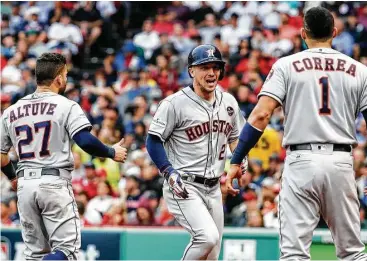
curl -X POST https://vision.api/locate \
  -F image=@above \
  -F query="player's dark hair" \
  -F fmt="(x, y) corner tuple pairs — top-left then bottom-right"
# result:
(36, 52), (66, 86)
(304, 6), (334, 40)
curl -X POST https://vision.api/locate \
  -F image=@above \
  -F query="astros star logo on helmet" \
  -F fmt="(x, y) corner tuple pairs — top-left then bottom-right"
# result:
(206, 48), (215, 58)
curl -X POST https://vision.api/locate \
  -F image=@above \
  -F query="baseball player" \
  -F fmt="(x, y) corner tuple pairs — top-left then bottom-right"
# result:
(0, 53), (127, 260)
(146, 44), (247, 260)
(227, 7), (367, 260)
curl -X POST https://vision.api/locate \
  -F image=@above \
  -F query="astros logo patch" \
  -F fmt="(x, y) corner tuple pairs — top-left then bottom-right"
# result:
(265, 69), (274, 82)
(227, 106), (234, 116)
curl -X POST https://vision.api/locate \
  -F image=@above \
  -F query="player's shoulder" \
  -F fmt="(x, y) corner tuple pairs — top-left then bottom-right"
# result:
(161, 87), (188, 104)
(216, 88), (237, 105)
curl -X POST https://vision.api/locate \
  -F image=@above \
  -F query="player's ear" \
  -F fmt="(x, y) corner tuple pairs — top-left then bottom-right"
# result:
(300, 28), (306, 40)
(189, 67), (194, 78)
(332, 27), (337, 38)
(55, 75), (62, 86)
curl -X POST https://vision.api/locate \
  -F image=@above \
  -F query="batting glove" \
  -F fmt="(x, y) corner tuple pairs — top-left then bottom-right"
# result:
(162, 167), (189, 199)
(241, 156), (248, 175)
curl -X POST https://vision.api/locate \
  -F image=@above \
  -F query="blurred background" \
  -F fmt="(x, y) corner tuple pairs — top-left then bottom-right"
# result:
(1, 1), (367, 260)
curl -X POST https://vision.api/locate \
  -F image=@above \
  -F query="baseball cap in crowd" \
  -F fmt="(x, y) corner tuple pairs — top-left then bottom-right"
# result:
(83, 162), (95, 169)
(131, 150), (145, 161)
(262, 177), (275, 188)
(250, 158), (263, 167)
(125, 166), (141, 177)
(122, 41), (136, 53)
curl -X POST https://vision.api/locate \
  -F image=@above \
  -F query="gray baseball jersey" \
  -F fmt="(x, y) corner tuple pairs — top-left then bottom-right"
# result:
(148, 86), (245, 178)
(260, 47), (367, 146)
(1, 92), (92, 174)
(150, 86), (244, 260)
(260, 47), (367, 260)
(1, 91), (91, 260)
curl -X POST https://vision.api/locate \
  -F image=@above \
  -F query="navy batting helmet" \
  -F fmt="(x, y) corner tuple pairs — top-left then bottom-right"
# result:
(188, 44), (225, 80)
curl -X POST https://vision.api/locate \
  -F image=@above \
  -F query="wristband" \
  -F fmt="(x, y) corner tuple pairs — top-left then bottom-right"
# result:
(1, 161), (16, 180)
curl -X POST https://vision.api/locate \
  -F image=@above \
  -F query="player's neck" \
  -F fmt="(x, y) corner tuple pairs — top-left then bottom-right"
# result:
(305, 39), (333, 49)
(193, 86), (215, 103)
(35, 85), (59, 94)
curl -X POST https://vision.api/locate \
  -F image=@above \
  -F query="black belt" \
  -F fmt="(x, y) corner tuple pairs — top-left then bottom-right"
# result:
(289, 144), (352, 152)
(18, 168), (60, 178)
(181, 175), (219, 188)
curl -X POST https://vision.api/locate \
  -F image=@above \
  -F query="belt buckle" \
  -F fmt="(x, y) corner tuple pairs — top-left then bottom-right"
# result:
(186, 174), (195, 183)
(24, 169), (42, 180)
(203, 178), (210, 187)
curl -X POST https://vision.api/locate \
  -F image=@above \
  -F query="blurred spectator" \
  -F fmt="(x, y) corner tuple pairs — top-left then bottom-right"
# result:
(262, 28), (294, 58)
(220, 13), (250, 54)
(101, 200), (126, 226)
(333, 18), (355, 56)
(191, 2), (215, 26)
(248, 126), (282, 171)
(153, 9), (174, 35)
(93, 148), (121, 192)
(166, 1), (191, 22)
(1, 200), (13, 225)
(133, 19), (160, 60)
(169, 23), (195, 57)
(84, 181), (115, 226)
(47, 12), (83, 56)
(72, 162), (99, 200)
(113, 41), (146, 72)
(199, 13), (221, 45)
(72, 1), (103, 53)
(71, 152), (86, 182)
(235, 84), (256, 119)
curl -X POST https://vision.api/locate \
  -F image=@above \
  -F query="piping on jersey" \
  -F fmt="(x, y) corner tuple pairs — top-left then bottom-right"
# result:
(182, 88), (212, 178)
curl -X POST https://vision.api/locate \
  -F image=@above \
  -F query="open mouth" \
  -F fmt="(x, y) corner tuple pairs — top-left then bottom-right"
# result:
(206, 79), (216, 86)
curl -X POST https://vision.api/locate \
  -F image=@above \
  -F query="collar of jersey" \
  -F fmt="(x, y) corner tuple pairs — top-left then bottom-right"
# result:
(185, 86), (217, 110)
(23, 91), (58, 100)
(304, 47), (340, 54)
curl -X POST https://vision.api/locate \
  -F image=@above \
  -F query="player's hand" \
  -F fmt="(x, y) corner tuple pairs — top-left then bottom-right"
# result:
(226, 164), (242, 196)
(10, 178), (17, 191)
(164, 168), (189, 199)
(364, 187), (367, 196)
(112, 138), (127, 163)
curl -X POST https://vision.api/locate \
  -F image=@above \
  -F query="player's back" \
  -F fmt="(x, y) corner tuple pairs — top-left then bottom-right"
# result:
(2, 92), (89, 172)
(265, 48), (367, 146)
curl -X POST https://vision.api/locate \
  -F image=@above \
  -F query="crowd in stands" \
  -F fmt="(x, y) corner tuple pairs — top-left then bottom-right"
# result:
(1, 1), (367, 229)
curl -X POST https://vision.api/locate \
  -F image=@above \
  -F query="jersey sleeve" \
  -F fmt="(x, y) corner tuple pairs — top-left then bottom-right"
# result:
(228, 106), (246, 143)
(148, 100), (176, 142)
(1, 115), (12, 153)
(65, 102), (92, 138)
(258, 60), (287, 105)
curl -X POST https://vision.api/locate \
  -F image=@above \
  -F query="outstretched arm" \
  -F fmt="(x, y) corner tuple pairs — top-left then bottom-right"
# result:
(226, 96), (280, 195)
(72, 129), (127, 163)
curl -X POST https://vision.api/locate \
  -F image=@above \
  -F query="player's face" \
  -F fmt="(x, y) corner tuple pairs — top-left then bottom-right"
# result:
(57, 66), (68, 95)
(192, 62), (221, 93)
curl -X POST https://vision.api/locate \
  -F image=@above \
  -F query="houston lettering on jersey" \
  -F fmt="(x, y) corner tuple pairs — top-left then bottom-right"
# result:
(292, 57), (356, 77)
(185, 120), (233, 141)
(9, 103), (57, 123)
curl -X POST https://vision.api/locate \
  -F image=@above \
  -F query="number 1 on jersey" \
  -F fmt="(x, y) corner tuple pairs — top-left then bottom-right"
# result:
(319, 77), (331, 115)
